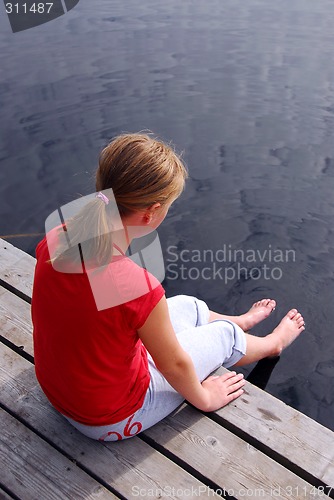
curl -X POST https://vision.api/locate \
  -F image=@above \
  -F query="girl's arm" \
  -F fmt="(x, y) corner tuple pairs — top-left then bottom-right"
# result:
(137, 296), (245, 412)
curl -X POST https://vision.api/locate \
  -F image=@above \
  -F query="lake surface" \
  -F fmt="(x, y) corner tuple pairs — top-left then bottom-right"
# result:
(1, 0), (334, 430)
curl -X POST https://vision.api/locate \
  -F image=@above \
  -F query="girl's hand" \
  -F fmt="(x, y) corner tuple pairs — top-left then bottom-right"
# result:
(201, 371), (245, 412)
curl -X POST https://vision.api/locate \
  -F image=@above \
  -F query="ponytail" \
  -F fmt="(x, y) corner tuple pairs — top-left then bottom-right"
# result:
(47, 188), (121, 270)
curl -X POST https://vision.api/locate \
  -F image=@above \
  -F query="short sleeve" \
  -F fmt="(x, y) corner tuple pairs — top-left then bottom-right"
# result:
(121, 274), (165, 330)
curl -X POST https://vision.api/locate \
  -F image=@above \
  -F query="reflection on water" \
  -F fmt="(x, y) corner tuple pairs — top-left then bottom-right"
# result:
(1, 0), (334, 429)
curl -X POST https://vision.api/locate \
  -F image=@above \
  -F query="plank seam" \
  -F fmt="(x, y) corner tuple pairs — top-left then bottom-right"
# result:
(0, 483), (19, 500)
(0, 279), (31, 304)
(0, 402), (123, 500)
(0, 335), (35, 364)
(138, 433), (235, 500)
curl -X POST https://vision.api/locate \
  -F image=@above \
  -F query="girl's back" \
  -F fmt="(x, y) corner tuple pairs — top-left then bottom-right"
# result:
(32, 227), (164, 425)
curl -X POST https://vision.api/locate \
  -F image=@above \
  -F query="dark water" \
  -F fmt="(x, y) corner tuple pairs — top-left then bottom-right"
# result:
(1, 0), (334, 430)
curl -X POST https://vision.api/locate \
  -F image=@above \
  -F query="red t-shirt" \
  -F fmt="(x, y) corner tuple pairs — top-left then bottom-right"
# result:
(31, 231), (165, 426)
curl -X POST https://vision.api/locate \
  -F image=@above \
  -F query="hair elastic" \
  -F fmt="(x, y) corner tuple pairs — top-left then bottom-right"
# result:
(96, 192), (109, 205)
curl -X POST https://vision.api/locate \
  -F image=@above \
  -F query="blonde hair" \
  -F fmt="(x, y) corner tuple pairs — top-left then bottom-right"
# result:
(50, 133), (188, 269)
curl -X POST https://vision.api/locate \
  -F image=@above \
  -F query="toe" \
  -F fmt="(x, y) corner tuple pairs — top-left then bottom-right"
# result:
(259, 298), (275, 308)
(269, 299), (276, 309)
(287, 309), (298, 319)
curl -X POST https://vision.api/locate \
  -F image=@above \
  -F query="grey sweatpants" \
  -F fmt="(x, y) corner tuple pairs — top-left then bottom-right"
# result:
(63, 295), (247, 441)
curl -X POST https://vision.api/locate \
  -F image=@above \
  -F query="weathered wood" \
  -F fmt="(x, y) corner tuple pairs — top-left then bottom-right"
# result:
(214, 366), (334, 488)
(0, 238), (35, 263)
(0, 408), (117, 499)
(0, 287), (33, 356)
(143, 404), (329, 500)
(0, 341), (218, 499)
(0, 238), (35, 298)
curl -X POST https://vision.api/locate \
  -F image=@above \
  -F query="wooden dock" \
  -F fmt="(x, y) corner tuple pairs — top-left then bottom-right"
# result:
(1, 236), (334, 499)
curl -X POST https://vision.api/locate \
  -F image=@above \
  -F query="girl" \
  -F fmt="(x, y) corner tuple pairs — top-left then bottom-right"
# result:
(31, 132), (305, 441)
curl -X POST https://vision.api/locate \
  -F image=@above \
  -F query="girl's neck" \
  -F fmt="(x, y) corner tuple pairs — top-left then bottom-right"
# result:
(112, 224), (155, 257)
(112, 228), (131, 256)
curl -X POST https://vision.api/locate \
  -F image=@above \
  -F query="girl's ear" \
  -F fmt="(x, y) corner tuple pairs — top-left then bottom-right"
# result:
(144, 213), (153, 224)
(143, 203), (161, 223)
(141, 202), (165, 225)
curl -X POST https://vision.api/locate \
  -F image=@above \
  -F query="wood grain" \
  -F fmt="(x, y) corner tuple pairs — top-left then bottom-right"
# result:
(0, 407), (117, 499)
(0, 238), (35, 297)
(0, 287), (33, 356)
(143, 403), (329, 499)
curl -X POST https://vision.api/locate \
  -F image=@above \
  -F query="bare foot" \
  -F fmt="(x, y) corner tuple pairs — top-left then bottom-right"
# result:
(239, 298), (277, 331)
(268, 309), (305, 356)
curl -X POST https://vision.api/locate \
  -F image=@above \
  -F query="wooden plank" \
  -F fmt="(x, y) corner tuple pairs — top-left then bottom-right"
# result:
(0, 342), (218, 499)
(213, 366), (334, 489)
(143, 404), (329, 500)
(0, 408), (117, 500)
(0, 238), (35, 266)
(0, 238), (35, 297)
(0, 287), (33, 356)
